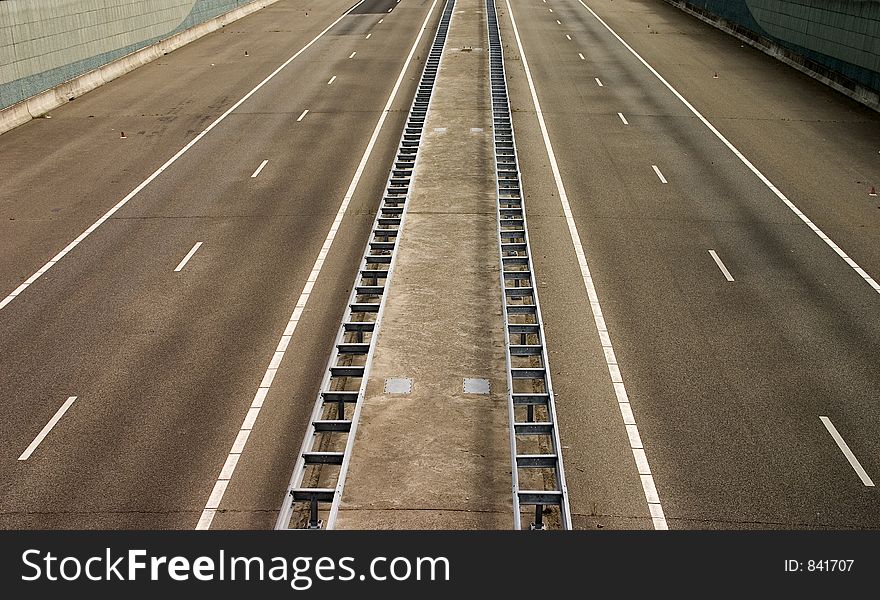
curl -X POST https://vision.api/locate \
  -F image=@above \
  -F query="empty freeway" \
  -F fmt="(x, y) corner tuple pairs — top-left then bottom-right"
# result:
(1, 0), (879, 531)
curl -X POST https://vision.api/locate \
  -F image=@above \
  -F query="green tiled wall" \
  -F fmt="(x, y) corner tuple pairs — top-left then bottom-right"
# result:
(0, 0), (257, 109)
(682, 0), (880, 92)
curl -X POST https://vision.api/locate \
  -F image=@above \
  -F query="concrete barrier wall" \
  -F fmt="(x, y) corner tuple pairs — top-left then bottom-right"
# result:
(0, 0), (264, 110)
(665, 0), (880, 109)
(0, 0), (279, 134)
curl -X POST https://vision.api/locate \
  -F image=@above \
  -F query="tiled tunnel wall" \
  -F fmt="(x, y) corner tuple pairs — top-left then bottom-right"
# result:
(3, 1), (878, 111)
(674, 0), (880, 94)
(0, 0), (259, 109)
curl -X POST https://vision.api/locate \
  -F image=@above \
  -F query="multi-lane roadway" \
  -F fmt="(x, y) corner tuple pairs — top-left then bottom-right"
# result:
(1, 0), (878, 529)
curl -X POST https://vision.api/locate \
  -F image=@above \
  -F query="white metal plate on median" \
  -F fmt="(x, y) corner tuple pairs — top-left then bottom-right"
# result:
(463, 378), (490, 395)
(384, 378), (413, 394)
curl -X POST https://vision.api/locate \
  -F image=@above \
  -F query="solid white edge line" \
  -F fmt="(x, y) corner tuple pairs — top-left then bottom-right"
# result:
(505, 0), (668, 530)
(195, 0), (441, 531)
(820, 416), (875, 487)
(708, 250), (735, 282)
(18, 397), (76, 461)
(0, 1), (367, 314)
(297, 109), (309, 122)
(174, 242), (203, 272)
(651, 164), (667, 184)
(617, 111), (628, 125)
(327, 75), (337, 85)
(576, 0), (880, 296)
(250, 159), (268, 178)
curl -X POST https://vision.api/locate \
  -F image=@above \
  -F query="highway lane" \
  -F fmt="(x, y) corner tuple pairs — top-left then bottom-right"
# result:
(500, 0), (880, 528)
(0, 0), (358, 298)
(0, 0), (441, 528)
(580, 0), (880, 280)
(210, 0), (448, 530)
(2, 0), (878, 532)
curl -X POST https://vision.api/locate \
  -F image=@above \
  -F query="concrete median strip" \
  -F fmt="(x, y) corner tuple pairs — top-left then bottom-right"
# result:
(332, 0), (513, 530)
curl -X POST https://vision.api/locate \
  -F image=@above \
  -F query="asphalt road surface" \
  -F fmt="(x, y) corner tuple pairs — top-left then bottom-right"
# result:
(0, 0), (442, 529)
(1, 0), (878, 530)
(501, 0), (880, 528)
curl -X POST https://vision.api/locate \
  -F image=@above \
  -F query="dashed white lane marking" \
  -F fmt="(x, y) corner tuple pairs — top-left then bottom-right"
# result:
(250, 159), (269, 178)
(18, 397), (76, 461)
(366, 33), (372, 39)
(651, 164), (667, 183)
(297, 109), (309, 122)
(595, 77), (603, 86)
(708, 250), (735, 282)
(820, 417), (875, 487)
(549, 7), (553, 11)
(617, 112), (629, 125)
(505, 0), (668, 530)
(174, 242), (203, 272)
(195, 0), (441, 530)
(556, 19), (561, 24)
(0, 1), (367, 314)
(565, 34), (571, 40)
(578, 52), (585, 60)
(349, 51), (357, 59)
(379, 18), (384, 23)
(327, 75), (337, 85)
(576, 0), (880, 296)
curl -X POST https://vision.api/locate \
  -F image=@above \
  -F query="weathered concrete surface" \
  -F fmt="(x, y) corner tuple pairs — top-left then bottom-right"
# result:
(336, 0), (513, 529)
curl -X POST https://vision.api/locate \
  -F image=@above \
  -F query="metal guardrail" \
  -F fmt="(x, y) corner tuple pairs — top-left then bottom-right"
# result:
(275, 0), (456, 530)
(486, 0), (572, 530)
